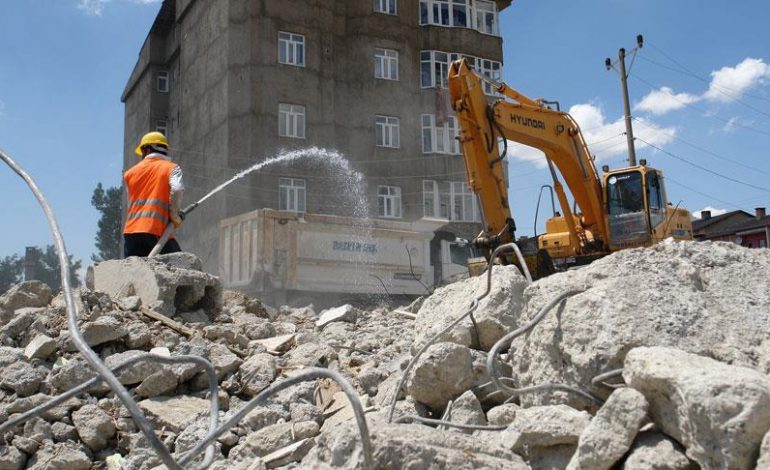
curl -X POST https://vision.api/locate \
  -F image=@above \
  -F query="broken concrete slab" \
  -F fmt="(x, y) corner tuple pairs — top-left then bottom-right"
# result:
(263, 438), (315, 469)
(406, 342), (474, 410)
(622, 430), (695, 470)
(23, 334), (57, 360)
(446, 390), (486, 433)
(81, 315), (128, 347)
(0, 281), (52, 324)
(72, 404), (116, 452)
(250, 334), (295, 354)
(135, 368), (178, 397)
(513, 241), (770, 408)
(93, 253), (222, 317)
(567, 387), (649, 470)
(500, 404), (591, 453)
(304, 419), (529, 469)
(0, 361), (46, 397)
(25, 441), (91, 470)
(229, 422), (295, 460)
(412, 265), (528, 352)
(316, 304), (357, 329)
(137, 395), (210, 433)
(104, 350), (163, 385)
(624, 346), (770, 470)
(237, 353), (276, 397)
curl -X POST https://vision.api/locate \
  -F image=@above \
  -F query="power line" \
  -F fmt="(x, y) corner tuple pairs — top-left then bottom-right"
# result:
(635, 136), (770, 194)
(631, 117), (770, 177)
(631, 74), (770, 137)
(645, 41), (770, 105)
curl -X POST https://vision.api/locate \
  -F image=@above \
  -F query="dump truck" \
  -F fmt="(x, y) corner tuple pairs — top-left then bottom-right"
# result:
(219, 208), (473, 305)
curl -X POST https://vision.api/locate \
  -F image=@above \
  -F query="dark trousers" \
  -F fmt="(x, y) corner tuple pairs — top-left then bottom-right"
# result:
(124, 233), (182, 258)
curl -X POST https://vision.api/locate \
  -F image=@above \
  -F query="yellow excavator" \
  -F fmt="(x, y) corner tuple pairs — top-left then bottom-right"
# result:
(447, 58), (692, 278)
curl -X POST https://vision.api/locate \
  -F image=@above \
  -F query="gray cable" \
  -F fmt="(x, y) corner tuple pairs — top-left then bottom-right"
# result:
(486, 289), (603, 405)
(0, 148), (182, 469)
(386, 243), (525, 423)
(178, 367), (373, 470)
(394, 415), (508, 431)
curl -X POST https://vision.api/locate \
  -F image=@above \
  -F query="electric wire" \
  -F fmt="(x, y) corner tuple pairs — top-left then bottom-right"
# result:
(635, 137), (770, 194)
(632, 117), (770, 177)
(631, 74), (770, 137)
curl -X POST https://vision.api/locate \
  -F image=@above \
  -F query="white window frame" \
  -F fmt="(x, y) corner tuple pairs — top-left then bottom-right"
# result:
(279, 104), (306, 139)
(278, 32), (305, 67)
(373, 0), (397, 15)
(378, 185), (402, 218)
(279, 178), (306, 213)
(422, 114), (460, 155)
(375, 115), (400, 148)
(155, 119), (168, 135)
(419, 0), (498, 36)
(374, 48), (399, 80)
(157, 71), (169, 93)
(421, 50), (501, 95)
(423, 180), (480, 222)
(474, 0), (498, 35)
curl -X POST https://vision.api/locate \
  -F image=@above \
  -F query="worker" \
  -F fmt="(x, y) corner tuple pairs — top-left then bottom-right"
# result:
(123, 131), (185, 257)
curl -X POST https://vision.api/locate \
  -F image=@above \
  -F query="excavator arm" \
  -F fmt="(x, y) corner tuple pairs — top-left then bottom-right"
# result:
(448, 58), (610, 258)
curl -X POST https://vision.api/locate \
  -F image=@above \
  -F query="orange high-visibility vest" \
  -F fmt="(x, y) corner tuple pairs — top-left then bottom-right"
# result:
(123, 158), (178, 237)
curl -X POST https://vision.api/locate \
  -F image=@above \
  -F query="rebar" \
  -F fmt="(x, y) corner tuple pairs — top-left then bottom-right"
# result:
(178, 368), (373, 470)
(386, 242), (526, 423)
(486, 289), (604, 405)
(591, 368), (625, 388)
(394, 415), (508, 431)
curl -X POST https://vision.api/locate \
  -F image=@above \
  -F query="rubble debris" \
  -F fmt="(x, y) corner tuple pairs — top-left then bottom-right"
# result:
(566, 388), (648, 469)
(624, 345), (770, 469)
(3, 242), (770, 469)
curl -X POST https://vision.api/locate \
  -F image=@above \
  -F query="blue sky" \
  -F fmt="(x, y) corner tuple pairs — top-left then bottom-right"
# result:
(1, 0), (770, 270)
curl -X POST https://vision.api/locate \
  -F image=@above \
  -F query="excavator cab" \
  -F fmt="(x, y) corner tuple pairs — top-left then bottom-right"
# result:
(603, 163), (692, 251)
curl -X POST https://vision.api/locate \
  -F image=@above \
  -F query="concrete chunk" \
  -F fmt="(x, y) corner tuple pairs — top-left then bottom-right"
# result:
(316, 304), (357, 329)
(406, 342), (474, 410)
(72, 404), (116, 452)
(137, 395), (210, 433)
(23, 334), (57, 360)
(624, 346), (770, 470)
(567, 388), (649, 470)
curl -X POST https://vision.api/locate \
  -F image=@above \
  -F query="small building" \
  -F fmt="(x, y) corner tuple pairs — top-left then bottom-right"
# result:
(693, 208), (769, 248)
(692, 209), (753, 241)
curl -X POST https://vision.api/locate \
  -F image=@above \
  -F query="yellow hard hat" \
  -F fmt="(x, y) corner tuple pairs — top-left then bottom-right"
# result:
(134, 131), (169, 156)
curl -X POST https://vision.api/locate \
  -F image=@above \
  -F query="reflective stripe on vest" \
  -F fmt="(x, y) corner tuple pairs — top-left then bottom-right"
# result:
(124, 158), (178, 237)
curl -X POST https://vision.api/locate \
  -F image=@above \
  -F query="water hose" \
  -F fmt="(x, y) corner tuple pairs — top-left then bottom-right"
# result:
(148, 201), (199, 258)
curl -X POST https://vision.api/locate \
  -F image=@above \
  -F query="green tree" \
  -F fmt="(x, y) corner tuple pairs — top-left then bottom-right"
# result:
(91, 182), (123, 261)
(25, 245), (81, 292)
(0, 254), (23, 294)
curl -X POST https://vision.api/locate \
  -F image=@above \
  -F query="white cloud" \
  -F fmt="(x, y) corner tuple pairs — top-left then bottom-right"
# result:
(704, 58), (770, 102)
(77, 0), (161, 16)
(506, 103), (678, 168)
(635, 86), (699, 115)
(692, 206), (727, 220)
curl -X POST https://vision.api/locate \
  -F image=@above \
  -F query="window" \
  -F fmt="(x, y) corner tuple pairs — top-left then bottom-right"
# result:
(155, 119), (168, 135)
(474, 0), (498, 35)
(373, 0), (397, 15)
(423, 180), (480, 221)
(278, 32), (305, 67)
(279, 104), (306, 138)
(420, 0), (498, 35)
(157, 71), (169, 92)
(378, 186), (402, 218)
(422, 114), (460, 154)
(374, 48), (399, 80)
(375, 115), (400, 148)
(421, 50), (501, 94)
(279, 178), (306, 213)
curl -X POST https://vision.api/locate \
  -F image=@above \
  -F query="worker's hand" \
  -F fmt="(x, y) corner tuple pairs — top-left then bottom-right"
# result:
(170, 211), (183, 229)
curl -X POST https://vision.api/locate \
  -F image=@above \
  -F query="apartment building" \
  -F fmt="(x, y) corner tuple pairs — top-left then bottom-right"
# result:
(122, 0), (511, 273)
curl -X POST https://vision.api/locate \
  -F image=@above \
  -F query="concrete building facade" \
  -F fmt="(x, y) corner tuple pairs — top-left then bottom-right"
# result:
(122, 0), (511, 273)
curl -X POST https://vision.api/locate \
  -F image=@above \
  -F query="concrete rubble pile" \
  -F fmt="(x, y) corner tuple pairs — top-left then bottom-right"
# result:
(0, 240), (768, 469)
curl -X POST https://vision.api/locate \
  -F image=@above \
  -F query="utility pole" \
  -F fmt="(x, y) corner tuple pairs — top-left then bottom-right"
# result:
(606, 34), (643, 167)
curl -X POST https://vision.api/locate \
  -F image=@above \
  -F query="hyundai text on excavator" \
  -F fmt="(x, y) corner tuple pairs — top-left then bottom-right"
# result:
(447, 58), (692, 278)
